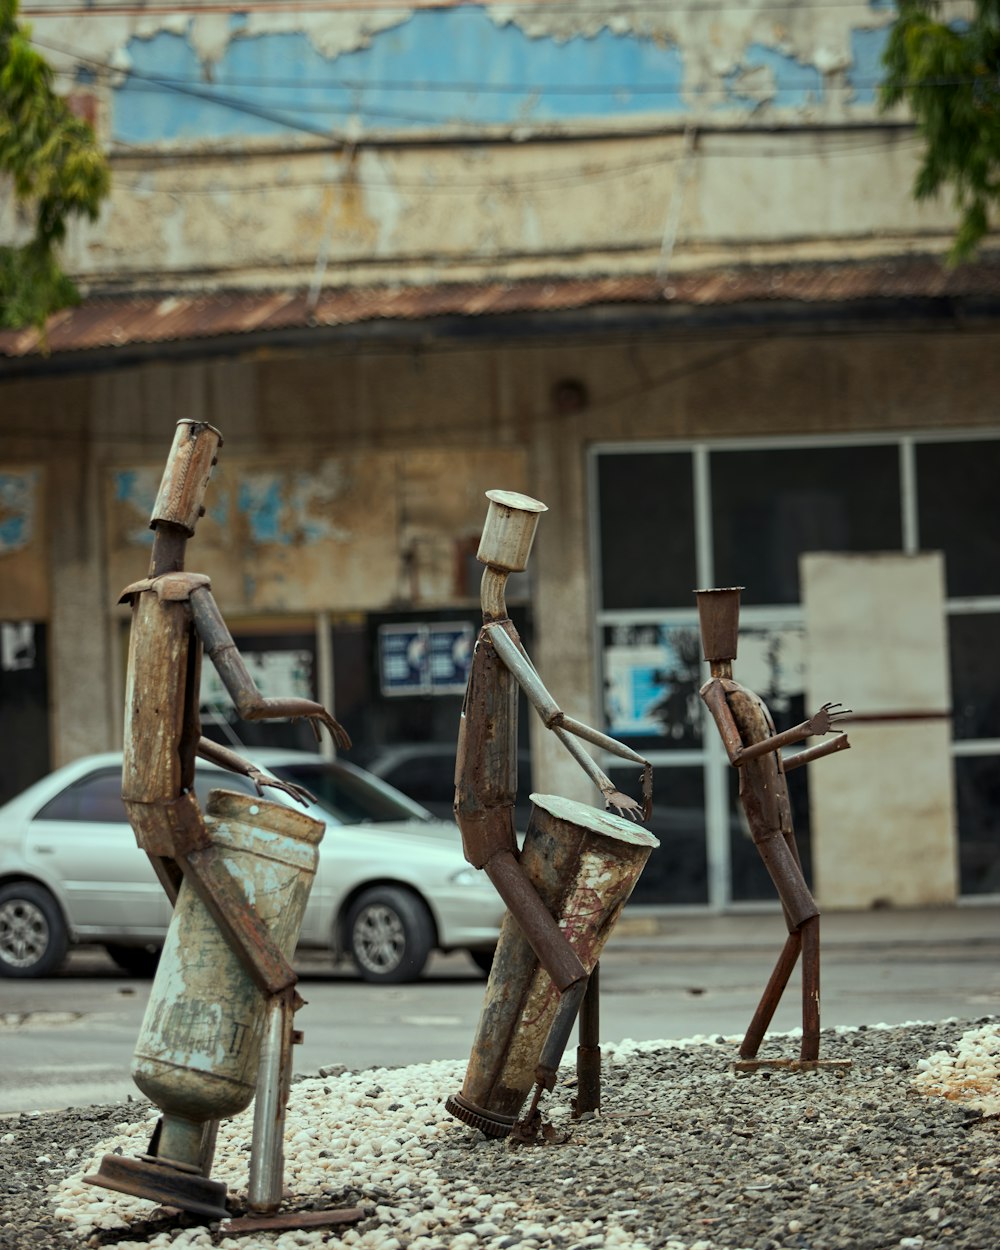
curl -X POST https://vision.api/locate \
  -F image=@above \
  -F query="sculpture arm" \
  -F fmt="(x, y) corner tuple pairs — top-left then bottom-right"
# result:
(190, 586), (351, 751)
(737, 703), (851, 764)
(782, 732), (851, 773)
(197, 737), (318, 807)
(703, 681), (850, 767)
(486, 624), (651, 820)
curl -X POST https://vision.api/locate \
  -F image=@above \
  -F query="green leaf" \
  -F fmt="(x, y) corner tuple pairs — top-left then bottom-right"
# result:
(0, 0), (110, 328)
(881, 0), (1000, 263)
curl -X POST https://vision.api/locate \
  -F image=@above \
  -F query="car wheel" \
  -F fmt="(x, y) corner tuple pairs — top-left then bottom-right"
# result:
(104, 943), (161, 978)
(468, 947), (496, 976)
(0, 882), (69, 978)
(346, 886), (434, 984)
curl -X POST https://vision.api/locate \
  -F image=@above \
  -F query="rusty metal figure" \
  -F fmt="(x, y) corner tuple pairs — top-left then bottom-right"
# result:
(696, 586), (851, 1070)
(86, 420), (355, 1220)
(446, 490), (653, 1139)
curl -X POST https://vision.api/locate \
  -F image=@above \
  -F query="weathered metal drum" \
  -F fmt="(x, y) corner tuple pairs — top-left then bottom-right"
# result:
(447, 793), (658, 1136)
(86, 790), (323, 1215)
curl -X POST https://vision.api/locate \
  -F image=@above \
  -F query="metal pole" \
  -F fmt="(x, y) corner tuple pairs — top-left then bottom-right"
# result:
(248, 990), (295, 1213)
(574, 962), (601, 1117)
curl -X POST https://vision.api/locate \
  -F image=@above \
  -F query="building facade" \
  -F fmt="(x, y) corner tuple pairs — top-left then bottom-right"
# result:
(2, 0), (998, 909)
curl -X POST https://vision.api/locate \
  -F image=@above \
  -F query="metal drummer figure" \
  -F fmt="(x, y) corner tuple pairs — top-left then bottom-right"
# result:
(696, 586), (851, 1070)
(448, 490), (652, 1137)
(114, 420), (351, 1211)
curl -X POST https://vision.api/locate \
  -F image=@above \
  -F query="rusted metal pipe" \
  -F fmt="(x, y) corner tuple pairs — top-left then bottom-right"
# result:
(446, 794), (657, 1137)
(573, 963), (601, 1118)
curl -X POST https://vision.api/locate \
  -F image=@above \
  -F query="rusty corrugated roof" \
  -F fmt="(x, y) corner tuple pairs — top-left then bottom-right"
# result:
(3, 255), (999, 362)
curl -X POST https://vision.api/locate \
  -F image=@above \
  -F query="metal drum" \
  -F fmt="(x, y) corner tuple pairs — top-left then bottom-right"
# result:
(86, 789), (323, 1218)
(447, 793), (658, 1137)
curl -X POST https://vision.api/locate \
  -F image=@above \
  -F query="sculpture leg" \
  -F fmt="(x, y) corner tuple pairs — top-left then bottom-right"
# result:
(799, 915), (820, 1062)
(248, 987), (297, 1214)
(573, 963), (601, 1118)
(740, 930), (801, 1060)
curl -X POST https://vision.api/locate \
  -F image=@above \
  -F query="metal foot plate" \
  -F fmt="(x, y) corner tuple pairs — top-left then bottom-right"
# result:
(84, 1153), (229, 1221)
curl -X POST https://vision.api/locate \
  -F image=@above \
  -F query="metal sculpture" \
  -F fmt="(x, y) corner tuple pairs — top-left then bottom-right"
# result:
(446, 490), (655, 1140)
(695, 586), (851, 1070)
(85, 420), (356, 1222)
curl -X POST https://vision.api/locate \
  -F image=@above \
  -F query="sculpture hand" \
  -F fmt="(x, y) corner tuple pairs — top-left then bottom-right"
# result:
(304, 708), (352, 751)
(806, 702), (851, 736)
(247, 767), (317, 809)
(603, 789), (643, 822)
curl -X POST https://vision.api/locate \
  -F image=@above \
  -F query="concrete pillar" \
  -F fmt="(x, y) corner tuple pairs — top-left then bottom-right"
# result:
(48, 448), (117, 765)
(529, 410), (594, 805)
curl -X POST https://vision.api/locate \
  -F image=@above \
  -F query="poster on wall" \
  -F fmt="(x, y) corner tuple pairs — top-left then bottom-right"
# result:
(200, 647), (315, 724)
(602, 620), (806, 744)
(378, 622), (475, 696)
(603, 623), (704, 744)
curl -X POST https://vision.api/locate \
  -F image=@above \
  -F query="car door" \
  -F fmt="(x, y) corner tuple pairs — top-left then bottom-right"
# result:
(26, 766), (172, 938)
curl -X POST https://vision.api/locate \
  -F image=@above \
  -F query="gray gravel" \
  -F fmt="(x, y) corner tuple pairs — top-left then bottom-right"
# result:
(1, 1017), (997, 1250)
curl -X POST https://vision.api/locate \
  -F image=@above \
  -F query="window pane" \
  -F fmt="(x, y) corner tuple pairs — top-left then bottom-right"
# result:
(728, 760), (813, 903)
(917, 441), (1000, 597)
(200, 630), (320, 752)
(193, 770), (258, 809)
(601, 623), (703, 751)
(610, 763), (707, 904)
(35, 769), (125, 823)
(711, 446), (902, 604)
(949, 613), (1000, 741)
(597, 452), (696, 609)
(954, 755), (1000, 894)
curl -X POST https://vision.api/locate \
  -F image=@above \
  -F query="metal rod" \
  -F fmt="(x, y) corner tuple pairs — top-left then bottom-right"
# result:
(574, 963), (601, 1117)
(740, 930), (801, 1060)
(800, 916), (820, 1062)
(248, 993), (293, 1213)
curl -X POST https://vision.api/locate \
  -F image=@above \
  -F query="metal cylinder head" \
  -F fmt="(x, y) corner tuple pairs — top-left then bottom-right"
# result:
(694, 586), (744, 662)
(150, 420), (224, 535)
(476, 489), (548, 572)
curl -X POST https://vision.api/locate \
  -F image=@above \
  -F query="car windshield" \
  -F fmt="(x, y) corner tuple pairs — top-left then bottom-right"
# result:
(267, 762), (433, 826)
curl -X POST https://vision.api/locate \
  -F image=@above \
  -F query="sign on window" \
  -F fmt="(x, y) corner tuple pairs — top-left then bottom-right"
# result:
(378, 622), (474, 696)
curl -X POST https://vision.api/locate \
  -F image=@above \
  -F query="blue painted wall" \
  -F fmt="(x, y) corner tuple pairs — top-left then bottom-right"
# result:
(114, 8), (690, 144)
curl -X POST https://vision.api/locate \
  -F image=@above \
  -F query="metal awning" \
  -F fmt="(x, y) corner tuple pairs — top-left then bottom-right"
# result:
(3, 254), (999, 372)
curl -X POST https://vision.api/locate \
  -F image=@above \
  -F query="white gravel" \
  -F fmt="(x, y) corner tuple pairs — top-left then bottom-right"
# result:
(21, 1016), (992, 1250)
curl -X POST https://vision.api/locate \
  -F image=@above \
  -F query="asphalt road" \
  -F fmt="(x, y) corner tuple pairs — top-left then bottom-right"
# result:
(2, 919), (998, 1115)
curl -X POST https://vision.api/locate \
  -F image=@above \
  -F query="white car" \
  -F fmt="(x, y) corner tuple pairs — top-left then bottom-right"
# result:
(0, 749), (503, 983)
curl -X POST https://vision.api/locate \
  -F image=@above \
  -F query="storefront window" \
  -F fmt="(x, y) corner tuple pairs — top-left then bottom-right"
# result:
(597, 451), (696, 609)
(949, 613), (1000, 741)
(601, 622), (703, 752)
(609, 763), (708, 904)
(711, 445), (902, 604)
(953, 754), (1000, 894)
(917, 440), (1000, 597)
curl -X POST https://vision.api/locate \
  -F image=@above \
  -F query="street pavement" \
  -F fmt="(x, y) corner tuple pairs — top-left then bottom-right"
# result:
(1, 903), (997, 1115)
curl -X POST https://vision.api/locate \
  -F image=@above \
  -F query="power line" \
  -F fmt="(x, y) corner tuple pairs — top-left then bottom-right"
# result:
(31, 35), (925, 146)
(107, 131), (922, 198)
(14, 1), (915, 17)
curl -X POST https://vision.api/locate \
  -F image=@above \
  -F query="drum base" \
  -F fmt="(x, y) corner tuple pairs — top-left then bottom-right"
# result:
(84, 1152), (229, 1221)
(445, 1092), (516, 1139)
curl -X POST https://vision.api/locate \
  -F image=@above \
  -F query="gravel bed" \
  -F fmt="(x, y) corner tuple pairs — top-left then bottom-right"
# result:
(1, 1017), (997, 1250)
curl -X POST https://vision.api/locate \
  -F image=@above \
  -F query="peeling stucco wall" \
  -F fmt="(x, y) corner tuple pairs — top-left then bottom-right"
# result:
(31, 1), (899, 143)
(105, 446), (528, 615)
(0, 469), (48, 618)
(19, 1), (958, 289)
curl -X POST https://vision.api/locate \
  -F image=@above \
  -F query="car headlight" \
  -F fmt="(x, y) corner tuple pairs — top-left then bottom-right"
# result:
(449, 866), (484, 887)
